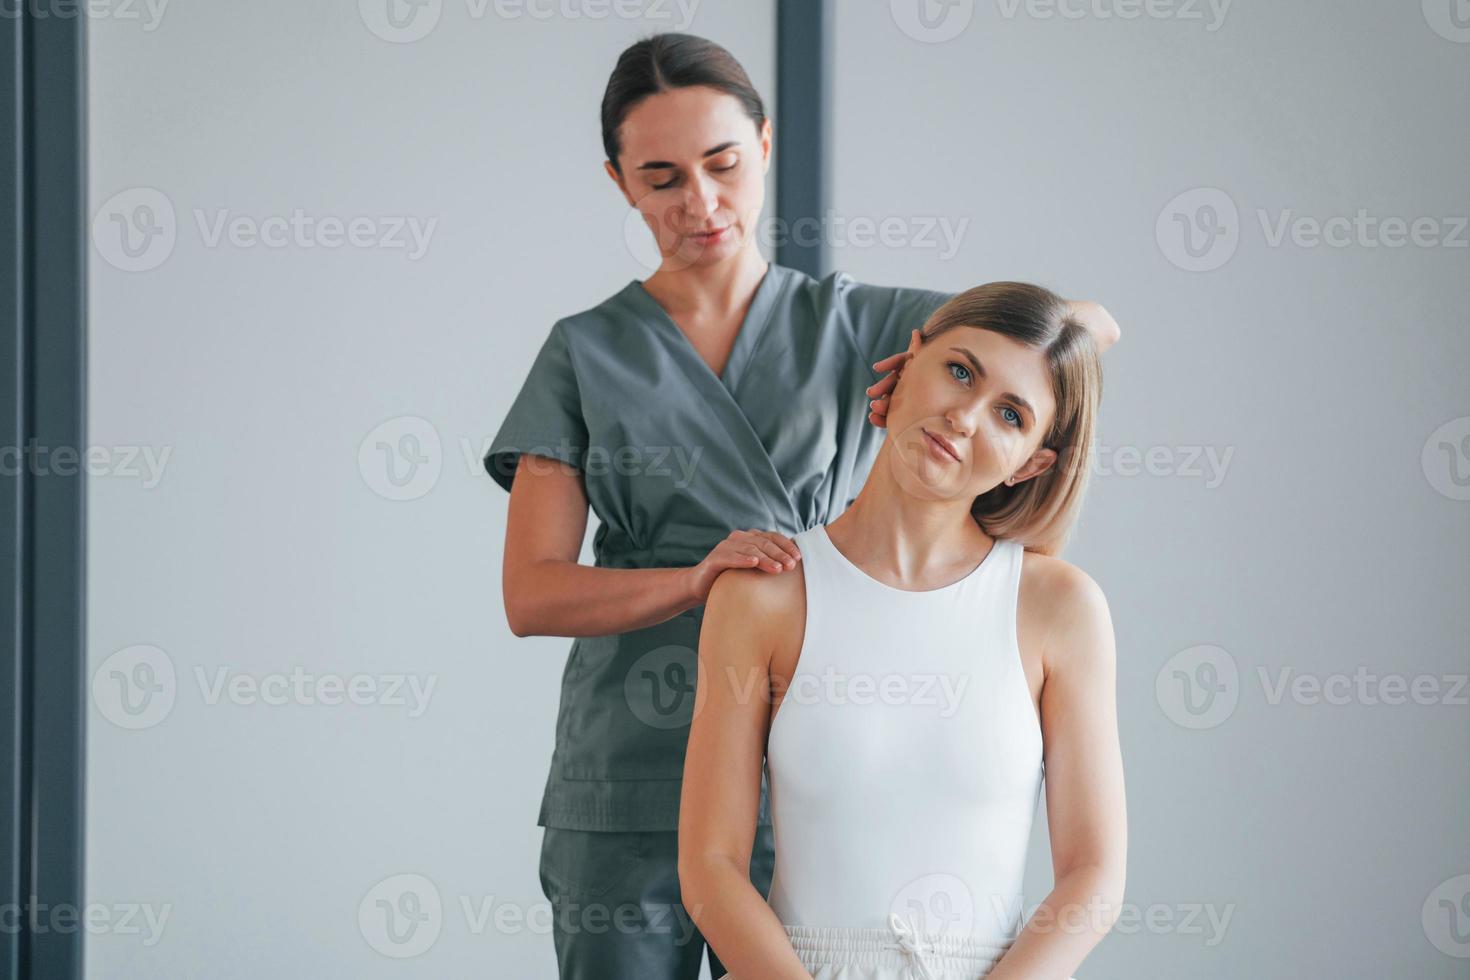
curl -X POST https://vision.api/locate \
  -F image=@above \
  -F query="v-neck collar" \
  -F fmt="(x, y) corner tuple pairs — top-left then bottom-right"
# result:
(623, 262), (785, 396)
(615, 262), (802, 531)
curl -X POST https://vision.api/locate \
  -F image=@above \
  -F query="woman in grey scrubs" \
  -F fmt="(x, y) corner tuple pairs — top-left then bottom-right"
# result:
(483, 32), (1119, 980)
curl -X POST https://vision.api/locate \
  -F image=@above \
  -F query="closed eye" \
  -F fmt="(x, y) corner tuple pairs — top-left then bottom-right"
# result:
(651, 162), (739, 191)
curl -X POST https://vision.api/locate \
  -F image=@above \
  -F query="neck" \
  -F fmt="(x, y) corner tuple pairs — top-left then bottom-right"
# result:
(828, 439), (993, 577)
(642, 243), (769, 315)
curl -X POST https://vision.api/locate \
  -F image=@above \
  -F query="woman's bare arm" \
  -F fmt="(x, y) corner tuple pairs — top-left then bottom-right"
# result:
(502, 453), (803, 637)
(988, 563), (1128, 980)
(502, 454), (700, 636)
(678, 569), (811, 980)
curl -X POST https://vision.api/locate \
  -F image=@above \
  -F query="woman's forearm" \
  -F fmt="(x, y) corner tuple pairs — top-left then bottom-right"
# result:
(679, 856), (811, 980)
(1064, 299), (1121, 353)
(984, 863), (1125, 980)
(505, 559), (699, 637)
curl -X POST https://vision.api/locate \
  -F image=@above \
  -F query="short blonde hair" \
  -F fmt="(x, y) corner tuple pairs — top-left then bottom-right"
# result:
(916, 282), (1102, 556)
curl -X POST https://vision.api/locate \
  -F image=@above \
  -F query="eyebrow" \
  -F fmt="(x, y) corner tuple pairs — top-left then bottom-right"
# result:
(947, 347), (1037, 423)
(635, 141), (741, 171)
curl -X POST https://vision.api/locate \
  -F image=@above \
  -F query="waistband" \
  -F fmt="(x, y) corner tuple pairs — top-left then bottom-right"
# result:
(784, 914), (1014, 979)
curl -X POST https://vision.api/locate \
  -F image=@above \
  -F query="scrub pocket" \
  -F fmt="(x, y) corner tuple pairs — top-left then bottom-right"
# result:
(538, 827), (646, 901)
(557, 610), (705, 781)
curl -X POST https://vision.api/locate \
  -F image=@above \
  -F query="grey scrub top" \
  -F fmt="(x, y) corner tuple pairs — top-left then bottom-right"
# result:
(485, 261), (953, 832)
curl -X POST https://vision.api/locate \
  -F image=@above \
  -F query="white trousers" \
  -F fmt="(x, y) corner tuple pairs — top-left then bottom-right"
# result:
(723, 914), (1079, 980)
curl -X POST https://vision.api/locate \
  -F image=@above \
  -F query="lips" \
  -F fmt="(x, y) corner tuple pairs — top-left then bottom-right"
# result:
(922, 428), (962, 463)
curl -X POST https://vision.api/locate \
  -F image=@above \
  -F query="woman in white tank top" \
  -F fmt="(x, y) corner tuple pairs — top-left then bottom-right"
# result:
(678, 282), (1126, 980)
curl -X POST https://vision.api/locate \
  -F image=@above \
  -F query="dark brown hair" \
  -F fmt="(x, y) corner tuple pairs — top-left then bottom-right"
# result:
(601, 33), (766, 174)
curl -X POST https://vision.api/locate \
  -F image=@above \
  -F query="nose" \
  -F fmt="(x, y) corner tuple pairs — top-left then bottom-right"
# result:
(680, 173), (719, 222)
(944, 404), (976, 439)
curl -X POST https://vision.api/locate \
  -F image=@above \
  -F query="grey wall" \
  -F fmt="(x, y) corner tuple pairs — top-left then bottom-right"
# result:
(83, 1), (1469, 978)
(85, 3), (773, 977)
(830, 2), (1470, 977)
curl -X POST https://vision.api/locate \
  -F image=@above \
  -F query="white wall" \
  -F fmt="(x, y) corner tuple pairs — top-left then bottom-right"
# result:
(85, 3), (773, 976)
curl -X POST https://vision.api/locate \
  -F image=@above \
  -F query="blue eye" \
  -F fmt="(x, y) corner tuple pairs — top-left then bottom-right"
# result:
(948, 360), (1023, 428)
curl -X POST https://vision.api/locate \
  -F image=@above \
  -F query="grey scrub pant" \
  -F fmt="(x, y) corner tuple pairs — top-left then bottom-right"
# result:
(539, 824), (776, 980)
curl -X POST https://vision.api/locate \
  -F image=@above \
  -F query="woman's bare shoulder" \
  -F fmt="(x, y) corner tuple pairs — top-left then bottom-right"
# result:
(1017, 549), (1113, 672)
(1018, 549), (1105, 604)
(703, 565), (807, 656)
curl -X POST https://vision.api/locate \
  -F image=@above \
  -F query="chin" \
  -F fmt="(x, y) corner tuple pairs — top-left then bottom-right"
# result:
(886, 439), (969, 502)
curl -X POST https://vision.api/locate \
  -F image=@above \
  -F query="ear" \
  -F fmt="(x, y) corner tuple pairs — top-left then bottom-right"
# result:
(905, 327), (923, 357)
(1008, 446), (1058, 486)
(759, 117), (773, 173)
(605, 160), (636, 208)
(892, 329), (923, 387)
(886, 329), (924, 409)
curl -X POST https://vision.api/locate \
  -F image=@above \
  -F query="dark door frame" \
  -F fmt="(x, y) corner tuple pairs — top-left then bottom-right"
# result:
(2, 7), (88, 980)
(776, 0), (831, 277)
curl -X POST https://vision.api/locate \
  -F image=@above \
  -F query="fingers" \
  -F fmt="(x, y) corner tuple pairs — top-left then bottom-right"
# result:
(738, 544), (787, 573)
(754, 531), (802, 566)
(865, 352), (910, 403)
(729, 530), (801, 572)
(865, 370), (899, 399)
(870, 350), (907, 375)
(867, 377), (894, 427)
(865, 347), (911, 429)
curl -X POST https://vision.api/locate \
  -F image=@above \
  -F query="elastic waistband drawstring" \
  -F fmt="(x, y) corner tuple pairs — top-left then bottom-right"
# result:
(782, 919), (1015, 976)
(883, 912), (940, 980)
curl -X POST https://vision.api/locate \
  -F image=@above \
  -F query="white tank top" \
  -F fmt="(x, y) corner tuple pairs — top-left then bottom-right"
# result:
(764, 523), (1044, 946)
